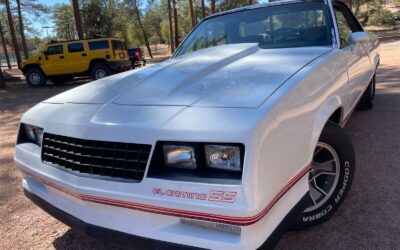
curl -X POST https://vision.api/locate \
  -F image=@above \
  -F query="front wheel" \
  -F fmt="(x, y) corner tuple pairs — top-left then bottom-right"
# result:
(25, 68), (47, 87)
(292, 122), (355, 229)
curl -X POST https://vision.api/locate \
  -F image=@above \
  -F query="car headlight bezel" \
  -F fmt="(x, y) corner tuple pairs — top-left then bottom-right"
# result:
(17, 123), (44, 146)
(204, 145), (242, 172)
(148, 141), (244, 184)
(163, 144), (197, 169)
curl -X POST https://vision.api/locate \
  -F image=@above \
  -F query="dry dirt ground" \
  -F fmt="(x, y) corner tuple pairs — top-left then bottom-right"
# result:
(1, 40), (400, 250)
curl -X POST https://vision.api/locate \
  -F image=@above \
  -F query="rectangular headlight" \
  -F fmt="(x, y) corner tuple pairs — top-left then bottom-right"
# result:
(163, 145), (197, 169)
(19, 123), (44, 146)
(205, 145), (241, 172)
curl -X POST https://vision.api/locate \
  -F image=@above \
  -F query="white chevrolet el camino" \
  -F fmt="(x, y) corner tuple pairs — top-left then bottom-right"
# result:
(15, 0), (379, 249)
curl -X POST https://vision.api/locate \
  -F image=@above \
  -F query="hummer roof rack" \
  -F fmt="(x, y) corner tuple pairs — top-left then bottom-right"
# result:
(46, 36), (125, 45)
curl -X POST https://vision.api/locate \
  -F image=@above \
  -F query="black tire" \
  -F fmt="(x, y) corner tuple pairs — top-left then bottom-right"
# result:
(25, 68), (47, 87)
(91, 64), (111, 80)
(357, 74), (376, 110)
(292, 122), (355, 230)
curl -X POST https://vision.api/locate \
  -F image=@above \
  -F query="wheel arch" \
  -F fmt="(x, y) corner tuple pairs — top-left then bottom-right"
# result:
(311, 96), (344, 158)
(22, 64), (45, 76)
(89, 59), (109, 72)
(328, 107), (342, 125)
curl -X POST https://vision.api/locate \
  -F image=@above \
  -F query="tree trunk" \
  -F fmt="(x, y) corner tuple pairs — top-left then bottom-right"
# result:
(172, 0), (179, 48)
(16, 0), (29, 59)
(0, 19), (12, 69)
(201, 0), (206, 18)
(189, 0), (196, 28)
(167, 0), (175, 53)
(0, 67), (5, 89)
(354, 3), (362, 17)
(211, 0), (216, 14)
(5, 0), (22, 66)
(134, 6), (153, 59)
(249, 0), (253, 5)
(347, 0), (353, 10)
(72, 0), (84, 39)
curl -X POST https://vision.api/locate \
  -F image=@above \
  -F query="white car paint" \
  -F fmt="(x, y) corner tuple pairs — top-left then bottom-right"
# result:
(15, 1), (379, 249)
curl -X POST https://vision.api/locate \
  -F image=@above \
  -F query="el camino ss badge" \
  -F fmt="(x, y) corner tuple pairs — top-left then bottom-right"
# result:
(152, 188), (237, 203)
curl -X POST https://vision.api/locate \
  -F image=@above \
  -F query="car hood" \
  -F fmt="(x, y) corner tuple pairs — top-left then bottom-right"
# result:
(45, 44), (332, 109)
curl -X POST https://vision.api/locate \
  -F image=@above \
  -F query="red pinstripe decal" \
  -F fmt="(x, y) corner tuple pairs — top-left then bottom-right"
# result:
(22, 165), (311, 226)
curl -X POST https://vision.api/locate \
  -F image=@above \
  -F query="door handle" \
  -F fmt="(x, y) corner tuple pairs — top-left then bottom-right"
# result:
(82, 53), (87, 57)
(59, 55), (64, 59)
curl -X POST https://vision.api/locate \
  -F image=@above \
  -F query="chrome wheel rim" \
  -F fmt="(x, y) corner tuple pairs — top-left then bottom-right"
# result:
(304, 142), (340, 213)
(95, 69), (107, 79)
(29, 73), (41, 85)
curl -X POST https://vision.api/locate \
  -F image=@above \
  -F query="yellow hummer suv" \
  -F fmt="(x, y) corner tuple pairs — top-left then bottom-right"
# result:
(20, 37), (131, 87)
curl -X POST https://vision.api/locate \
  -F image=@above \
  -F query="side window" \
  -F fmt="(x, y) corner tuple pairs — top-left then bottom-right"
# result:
(88, 40), (110, 50)
(334, 9), (353, 47)
(112, 40), (126, 50)
(46, 45), (64, 55)
(68, 43), (84, 53)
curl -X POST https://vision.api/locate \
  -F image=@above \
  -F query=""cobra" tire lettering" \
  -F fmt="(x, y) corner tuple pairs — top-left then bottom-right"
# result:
(335, 161), (350, 203)
(302, 205), (333, 222)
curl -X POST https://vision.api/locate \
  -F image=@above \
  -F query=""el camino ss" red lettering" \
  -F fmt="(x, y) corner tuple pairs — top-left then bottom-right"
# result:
(152, 188), (237, 203)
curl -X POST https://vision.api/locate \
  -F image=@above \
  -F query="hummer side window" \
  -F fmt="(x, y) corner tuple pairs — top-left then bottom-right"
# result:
(88, 40), (110, 50)
(112, 40), (126, 50)
(68, 43), (84, 53)
(46, 45), (64, 55)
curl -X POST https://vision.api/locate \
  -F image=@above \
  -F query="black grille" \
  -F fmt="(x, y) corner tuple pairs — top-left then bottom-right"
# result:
(41, 133), (152, 181)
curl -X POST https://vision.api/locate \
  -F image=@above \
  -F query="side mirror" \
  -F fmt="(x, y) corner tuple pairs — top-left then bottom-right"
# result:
(349, 32), (369, 44)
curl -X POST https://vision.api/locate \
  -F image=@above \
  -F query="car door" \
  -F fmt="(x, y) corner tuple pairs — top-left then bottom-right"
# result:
(65, 42), (89, 73)
(41, 44), (66, 76)
(333, 4), (372, 110)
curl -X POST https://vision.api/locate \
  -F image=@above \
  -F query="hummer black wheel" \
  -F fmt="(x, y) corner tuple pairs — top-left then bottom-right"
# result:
(26, 68), (47, 87)
(91, 64), (111, 80)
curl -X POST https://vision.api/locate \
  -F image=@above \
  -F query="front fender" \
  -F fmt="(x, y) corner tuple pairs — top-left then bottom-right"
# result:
(312, 95), (343, 149)
(313, 96), (343, 136)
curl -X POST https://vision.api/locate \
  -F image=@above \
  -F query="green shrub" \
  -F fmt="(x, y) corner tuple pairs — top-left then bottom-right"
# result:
(368, 9), (396, 25)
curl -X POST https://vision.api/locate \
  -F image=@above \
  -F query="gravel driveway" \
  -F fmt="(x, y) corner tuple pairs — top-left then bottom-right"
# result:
(1, 41), (399, 250)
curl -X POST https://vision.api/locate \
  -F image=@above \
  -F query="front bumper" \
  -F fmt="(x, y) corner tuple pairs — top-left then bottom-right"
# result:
(130, 58), (146, 67)
(24, 188), (202, 249)
(108, 60), (132, 72)
(23, 177), (310, 250)
(20, 170), (246, 249)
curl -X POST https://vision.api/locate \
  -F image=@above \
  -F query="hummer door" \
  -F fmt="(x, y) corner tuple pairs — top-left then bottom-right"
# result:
(42, 45), (66, 76)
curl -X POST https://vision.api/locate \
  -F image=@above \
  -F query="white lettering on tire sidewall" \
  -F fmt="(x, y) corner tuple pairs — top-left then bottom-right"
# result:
(302, 161), (351, 222)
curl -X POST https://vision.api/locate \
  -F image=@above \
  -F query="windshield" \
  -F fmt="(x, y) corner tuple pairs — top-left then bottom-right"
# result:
(174, 2), (332, 57)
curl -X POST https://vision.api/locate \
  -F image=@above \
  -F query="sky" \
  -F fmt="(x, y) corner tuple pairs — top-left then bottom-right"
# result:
(32, 0), (271, 38)
(32, 0), (69, 37)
